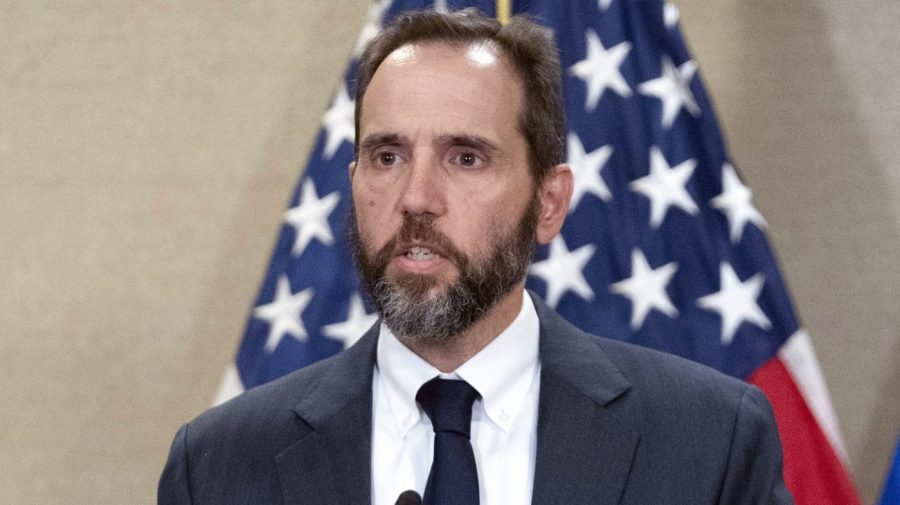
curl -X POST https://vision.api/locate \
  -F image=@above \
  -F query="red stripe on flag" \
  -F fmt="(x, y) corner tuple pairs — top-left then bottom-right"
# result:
(748, 357), (861, 505)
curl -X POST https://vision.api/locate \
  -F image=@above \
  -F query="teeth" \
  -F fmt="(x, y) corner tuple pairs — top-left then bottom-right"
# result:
(407, 246), (438, 261)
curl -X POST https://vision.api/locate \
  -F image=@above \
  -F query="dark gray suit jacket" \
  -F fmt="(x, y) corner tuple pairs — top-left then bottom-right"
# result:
(159, 294), (793, 504)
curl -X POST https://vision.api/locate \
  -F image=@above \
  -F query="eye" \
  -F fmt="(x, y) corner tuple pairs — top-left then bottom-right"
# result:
(450, 150), (485, 169)
(378, 152), (397, 165)
(459, 152), (478, 166)
(372, 149), (402, 167)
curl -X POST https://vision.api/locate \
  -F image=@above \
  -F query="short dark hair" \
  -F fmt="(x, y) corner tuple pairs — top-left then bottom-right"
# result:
(354, 9), (564, 182)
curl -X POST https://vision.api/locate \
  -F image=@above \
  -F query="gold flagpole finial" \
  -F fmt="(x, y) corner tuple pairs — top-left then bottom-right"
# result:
(496, 0), (511, 24)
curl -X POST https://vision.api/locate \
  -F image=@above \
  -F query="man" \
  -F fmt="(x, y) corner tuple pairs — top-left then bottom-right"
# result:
(160, 10), (793, 505)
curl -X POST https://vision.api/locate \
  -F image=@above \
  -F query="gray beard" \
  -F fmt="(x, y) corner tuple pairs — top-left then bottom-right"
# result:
(369, 273), (479, 345)
(351, 198), (539, 346)
(368, 232), (527, 345)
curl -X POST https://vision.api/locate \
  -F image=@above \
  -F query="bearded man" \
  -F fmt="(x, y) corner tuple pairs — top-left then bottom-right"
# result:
(160, 9), (792, 505)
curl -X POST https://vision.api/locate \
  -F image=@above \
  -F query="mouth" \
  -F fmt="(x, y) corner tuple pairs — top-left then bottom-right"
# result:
(405, 245), (442, 262)
(391, 241), (451, 274)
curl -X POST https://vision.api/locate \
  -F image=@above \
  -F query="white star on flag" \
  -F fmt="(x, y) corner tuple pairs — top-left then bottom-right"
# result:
(638, 55), (699, 128)
(322, 293), (377, 348)
(321, 84), (355, 159)
(529, 236), (596, 308)
(353, 0), (392, 56)
(284, 179), (340, 256)
(710, 163), (767, 243)
(566, 132), (613, 212)
(253, 275), (314, 352)
(569, 30), (632, 111)
(630, 146), (698, 228)
(598, 0), (614, 11)
(697, 263), (771, 345)
(611, 249), (679, 329)
(664, 3), (680, 29)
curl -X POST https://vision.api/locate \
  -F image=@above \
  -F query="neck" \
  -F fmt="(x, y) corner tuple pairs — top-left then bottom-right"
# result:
(404, 286), (525, 373)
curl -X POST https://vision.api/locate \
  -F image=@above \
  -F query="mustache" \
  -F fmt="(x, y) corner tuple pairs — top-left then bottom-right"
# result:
(371, 214), (469, 273)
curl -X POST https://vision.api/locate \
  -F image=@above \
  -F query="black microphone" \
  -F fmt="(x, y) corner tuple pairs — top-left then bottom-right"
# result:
(394, 490), (422, 505)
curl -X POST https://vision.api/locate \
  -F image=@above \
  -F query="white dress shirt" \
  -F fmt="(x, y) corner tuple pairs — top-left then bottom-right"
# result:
(371, 294), (542, 505)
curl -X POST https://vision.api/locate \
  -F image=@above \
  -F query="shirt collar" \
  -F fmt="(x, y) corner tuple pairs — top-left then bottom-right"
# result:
(375, 293), (541, 435)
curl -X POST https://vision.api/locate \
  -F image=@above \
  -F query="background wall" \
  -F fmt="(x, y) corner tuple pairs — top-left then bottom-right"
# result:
(0, 1), (896, 504)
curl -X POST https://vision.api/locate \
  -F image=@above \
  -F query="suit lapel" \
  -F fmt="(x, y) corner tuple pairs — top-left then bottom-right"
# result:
(271, 295), (639, 504)
(276, 324), (379, 505)
(530, 294), (640, 505)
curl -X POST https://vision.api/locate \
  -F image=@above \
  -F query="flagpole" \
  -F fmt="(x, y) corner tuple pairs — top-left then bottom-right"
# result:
(496, 0), (511, 24)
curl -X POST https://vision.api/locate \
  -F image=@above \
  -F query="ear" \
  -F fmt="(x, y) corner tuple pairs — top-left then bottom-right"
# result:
(535, 163), (573, 245)
(348, 160), (357, 179)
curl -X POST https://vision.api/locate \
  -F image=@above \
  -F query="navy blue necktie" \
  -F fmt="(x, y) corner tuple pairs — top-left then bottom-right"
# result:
(416, 378), (481, 505)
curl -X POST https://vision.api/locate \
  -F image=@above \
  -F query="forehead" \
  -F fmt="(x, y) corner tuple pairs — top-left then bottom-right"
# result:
(359, 41), (524, 136)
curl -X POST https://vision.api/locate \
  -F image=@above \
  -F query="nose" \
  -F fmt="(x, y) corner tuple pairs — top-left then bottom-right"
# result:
(398, 154), (446, 217)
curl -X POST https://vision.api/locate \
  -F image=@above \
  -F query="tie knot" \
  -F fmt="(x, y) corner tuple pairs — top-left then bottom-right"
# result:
(416, 378), (480, 438)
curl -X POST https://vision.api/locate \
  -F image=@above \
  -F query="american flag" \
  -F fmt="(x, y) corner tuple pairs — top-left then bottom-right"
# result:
(880, 437), (900, 505)
(215, 1), (861, 503)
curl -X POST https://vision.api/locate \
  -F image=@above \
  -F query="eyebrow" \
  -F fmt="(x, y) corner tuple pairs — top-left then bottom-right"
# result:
(358, 133), (408, 154)
(358, 132), (501, 154)
(436, 133), (500, 154)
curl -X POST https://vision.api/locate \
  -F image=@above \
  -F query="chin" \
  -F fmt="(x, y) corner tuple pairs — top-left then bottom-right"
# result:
(389, 270), (456, 297)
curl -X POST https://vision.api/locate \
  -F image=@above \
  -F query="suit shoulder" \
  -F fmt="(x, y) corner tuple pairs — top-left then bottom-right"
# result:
(598, 335), (751, 403)
(159, 336), (377, 503)
(186, 364), (306, 442)
(193, 325), (379, 430)
(532, 293), (754, 414)
(186, 348), (356, 440)
(599, 335), (747, 390)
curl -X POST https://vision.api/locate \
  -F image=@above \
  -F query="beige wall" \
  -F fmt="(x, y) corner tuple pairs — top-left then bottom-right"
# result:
(0, 2), (896, 504)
